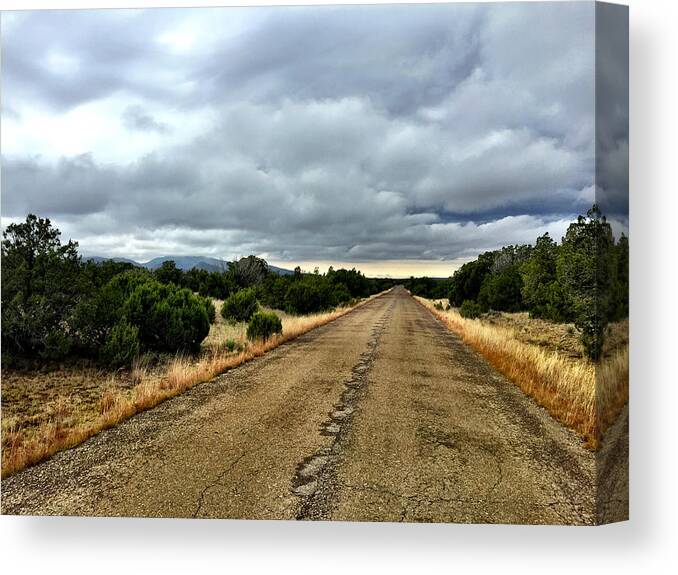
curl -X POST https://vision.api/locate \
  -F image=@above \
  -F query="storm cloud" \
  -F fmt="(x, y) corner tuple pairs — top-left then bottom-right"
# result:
(0, 3), (628, 275)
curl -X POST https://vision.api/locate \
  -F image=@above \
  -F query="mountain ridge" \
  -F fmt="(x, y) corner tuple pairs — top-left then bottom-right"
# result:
(85, 255), (293, 275)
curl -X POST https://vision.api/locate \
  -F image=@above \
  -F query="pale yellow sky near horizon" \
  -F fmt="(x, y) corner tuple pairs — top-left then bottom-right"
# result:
(267, 259), (469, 279)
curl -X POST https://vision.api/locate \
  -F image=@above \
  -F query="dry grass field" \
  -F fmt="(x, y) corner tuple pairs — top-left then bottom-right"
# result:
(1, 293), (386, 477)
(418, 297), (629, 448)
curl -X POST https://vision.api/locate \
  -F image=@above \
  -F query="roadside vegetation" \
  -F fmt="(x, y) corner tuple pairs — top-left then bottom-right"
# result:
(1, 214), (390, 476)
(448, 205), (628, 361)
(415, 205), (629, 447)
(407, 206), (628, 361)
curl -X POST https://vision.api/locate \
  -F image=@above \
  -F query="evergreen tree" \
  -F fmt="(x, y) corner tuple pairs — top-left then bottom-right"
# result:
(557, 205), (616, 360)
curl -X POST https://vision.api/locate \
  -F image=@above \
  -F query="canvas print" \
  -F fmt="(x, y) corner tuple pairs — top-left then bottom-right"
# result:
(0, 2), (628, 525)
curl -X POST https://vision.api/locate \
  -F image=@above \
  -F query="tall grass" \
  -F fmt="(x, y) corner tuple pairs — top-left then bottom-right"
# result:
(1, 291), (389, 477)
(416, 297), (628, 448)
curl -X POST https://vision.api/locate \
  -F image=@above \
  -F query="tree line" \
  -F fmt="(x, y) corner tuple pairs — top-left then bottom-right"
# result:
(149, 256), (392, 315)
(443, 205), (628, 361)
(1, 215), (388, 368)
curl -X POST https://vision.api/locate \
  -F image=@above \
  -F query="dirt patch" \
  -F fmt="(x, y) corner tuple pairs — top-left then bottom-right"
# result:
(1, 362), (164, 432)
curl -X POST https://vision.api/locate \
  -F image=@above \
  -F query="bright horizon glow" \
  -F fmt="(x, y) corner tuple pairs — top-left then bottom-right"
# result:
(72, 250), (466, 279)
(268, 259), (466, 279)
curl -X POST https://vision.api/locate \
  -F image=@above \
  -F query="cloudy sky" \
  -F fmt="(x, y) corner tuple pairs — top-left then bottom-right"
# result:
(1, 2), (628, 277)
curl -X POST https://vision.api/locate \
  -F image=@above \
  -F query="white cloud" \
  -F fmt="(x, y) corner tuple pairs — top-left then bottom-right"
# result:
(0, 3), (627, 274)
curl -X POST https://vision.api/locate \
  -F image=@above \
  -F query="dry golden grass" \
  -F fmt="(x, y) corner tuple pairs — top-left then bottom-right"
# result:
(417, 297), (628, 448)
(98, 383), (119, 415)
(1, 291), (388, 477)
(130, 356), (148, 386)
(428, 299), (628, 361)
(596, 346), (629, 433)
(202, 300), (248, 354)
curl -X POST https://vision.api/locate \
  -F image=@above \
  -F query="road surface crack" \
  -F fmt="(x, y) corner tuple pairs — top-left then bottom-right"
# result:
(292, 300), (395, 520)
(192, 447), (261, 518)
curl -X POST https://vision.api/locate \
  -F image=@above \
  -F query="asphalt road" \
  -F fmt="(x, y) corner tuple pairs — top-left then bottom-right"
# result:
(0, 287), (628, 524)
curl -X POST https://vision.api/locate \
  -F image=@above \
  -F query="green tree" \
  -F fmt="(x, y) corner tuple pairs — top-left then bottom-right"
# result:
(478, 265), (524, 312)
(1, 215), (81, 359)
(610, 233), (629, 320)
(154, 260), (183, 286)
(284, 275), (341, 314)
(183, 267), (209, 293)
(70, 270), (146, 354)
(328, 268), (372, 298)
(448, 251), (496, 306)
(256, 273), (290, 309)
(557, 205), (616, 361)
(520, 234), (569, 321)
(230, 256), (269, 288)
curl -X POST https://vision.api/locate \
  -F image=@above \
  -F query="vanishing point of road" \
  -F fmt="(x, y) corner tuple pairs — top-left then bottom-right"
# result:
(1, 287), (628, 524)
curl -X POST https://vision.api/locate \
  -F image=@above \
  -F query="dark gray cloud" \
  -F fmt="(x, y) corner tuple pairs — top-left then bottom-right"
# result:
(194, 4), (484, 116)
(1, 10), (186, 112)
(595, 2), (629, 222)
(1, 3), (628, 271)
(122, 106), (169, 133)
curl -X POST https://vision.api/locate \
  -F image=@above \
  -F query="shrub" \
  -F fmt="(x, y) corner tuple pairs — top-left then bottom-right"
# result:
(246, 311), (282, 342)
(459, 299), (483, 319)
(284, 277), (339, 314)
(221, 287), (259, 323)
(40, 329), (73, 360)
(100, 320), (140, 368)
(123, 281), (210, 354)
(224, 339), (239, 352)
(201, 296), (216, 323)
(155, 288), (211, 353)
(331, 282), (352, 307)
(434, 301), (444, 311)
(70, 275), (138, 354)
(284, 281), (322, 314)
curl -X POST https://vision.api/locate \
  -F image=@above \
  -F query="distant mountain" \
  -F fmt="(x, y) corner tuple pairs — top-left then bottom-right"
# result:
(85, 256), (140, 266)
(268, 265), (294, 276)
(142, 256), (229, 273)
(85, 255), (294, 275)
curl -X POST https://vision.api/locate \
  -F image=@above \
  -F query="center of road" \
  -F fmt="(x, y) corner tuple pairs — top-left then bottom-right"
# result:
(293, 297), (396, 519)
